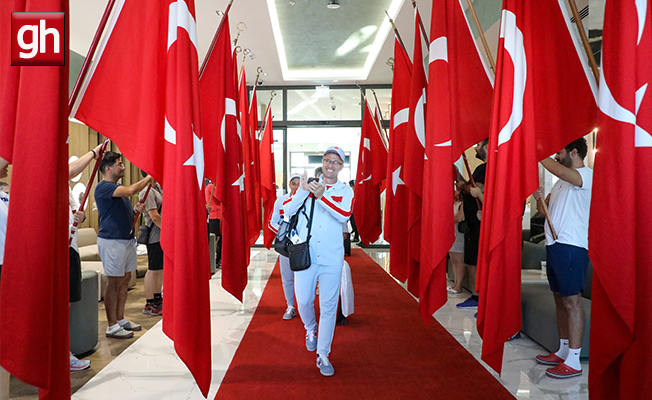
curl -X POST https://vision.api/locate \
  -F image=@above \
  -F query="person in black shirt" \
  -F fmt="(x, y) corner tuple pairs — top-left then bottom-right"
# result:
(456, 139), (488, 309)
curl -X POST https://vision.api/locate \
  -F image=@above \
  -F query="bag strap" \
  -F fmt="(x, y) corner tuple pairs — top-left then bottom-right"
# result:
(304, 195), (317, 243)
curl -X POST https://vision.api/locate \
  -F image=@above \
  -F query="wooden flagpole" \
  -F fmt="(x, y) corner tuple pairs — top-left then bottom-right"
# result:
(410, 0), (430, 44)
(568, 0), (600, 81)
(130, 183), (153, 236)
(370, 88), (390, 149)
(358, 86), (388, 152)
(384, 11), (409, 56)
(69, 138), (110, 245)
(258, 91), (277, 138)
(68, 0), (117, 114)
(199, 0), (235, 78)
(465, 0), (496, 74)
(540, 197), (558, 241)
(461, 153), (482, 210)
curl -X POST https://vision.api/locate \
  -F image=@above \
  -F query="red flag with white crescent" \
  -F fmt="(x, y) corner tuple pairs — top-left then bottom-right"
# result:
(384, 37), (412, 283)
(477, 0), (598, 373)
(260, 108), (277, 249)
(589, 0), (652, 397)
(200, 15), (250, 302)
(72, 0), (212, 394)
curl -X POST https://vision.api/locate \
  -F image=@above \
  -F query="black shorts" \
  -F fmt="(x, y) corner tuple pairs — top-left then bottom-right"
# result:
(146, 242), (164, 271)
(463, 225), (480, 266)
(69, 247), (82, 303)
(208, 219), (222, 238)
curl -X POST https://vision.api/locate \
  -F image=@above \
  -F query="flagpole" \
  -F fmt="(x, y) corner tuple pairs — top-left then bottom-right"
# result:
(567, 0), (600, 81)
(370, 88), (390, 149)
(384, 11), (409, 56)
(461, 153), (482, 210)
(130, 183), (153, 236)
(68, 0), (117, 114)
(410, 0), (430, 44)
(258, 91), (277, 138)
(358, 86), (389, 152)
(199, 0), (235, 78)
(69, 138), (110, 245)
(540, 197), (558, 241)
(465, 0), (496, 74)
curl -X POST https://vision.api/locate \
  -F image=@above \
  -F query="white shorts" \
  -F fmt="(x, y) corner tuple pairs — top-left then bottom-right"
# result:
(97, 237), (138, 277)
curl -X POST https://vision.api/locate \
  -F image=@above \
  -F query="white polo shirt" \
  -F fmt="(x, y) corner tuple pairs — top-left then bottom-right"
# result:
(545, 166), (593, 250)
(283, 180), (354, 266)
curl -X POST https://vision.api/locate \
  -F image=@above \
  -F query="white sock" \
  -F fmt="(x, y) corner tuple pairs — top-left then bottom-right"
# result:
(564, 348), (582, 370)
(117, 319), (127, 326)
(107, 323), (120, 333)
(555, 339), (569, 359)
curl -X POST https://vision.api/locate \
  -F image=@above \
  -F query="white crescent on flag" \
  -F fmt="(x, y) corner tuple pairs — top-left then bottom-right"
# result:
(497, 10), (527, 148)
(221, 98), (241, 151)
(393, 108), (410, 129)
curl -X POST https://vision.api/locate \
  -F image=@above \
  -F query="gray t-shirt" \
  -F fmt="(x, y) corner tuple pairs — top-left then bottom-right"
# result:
(140, 185), (162, 244)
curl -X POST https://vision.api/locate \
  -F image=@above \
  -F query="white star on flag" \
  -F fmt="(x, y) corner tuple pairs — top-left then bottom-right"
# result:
(232, 173), (245, 192)
(392, 166), (405, 195)
(183, 130), (204, 189)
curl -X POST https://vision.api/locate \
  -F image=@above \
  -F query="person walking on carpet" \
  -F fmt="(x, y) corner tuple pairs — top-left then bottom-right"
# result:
(284, 146), (354, 377)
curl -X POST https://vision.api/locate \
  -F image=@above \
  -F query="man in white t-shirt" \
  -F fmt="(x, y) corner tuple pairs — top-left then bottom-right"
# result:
(532, 138), (592, 379)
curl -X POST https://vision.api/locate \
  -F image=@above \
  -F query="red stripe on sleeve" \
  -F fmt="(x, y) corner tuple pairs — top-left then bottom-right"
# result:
(320, 195), (352, 217)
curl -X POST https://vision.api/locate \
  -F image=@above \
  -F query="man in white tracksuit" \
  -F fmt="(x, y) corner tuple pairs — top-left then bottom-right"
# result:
(269, 173), (301, 320)
(284, 146), (354, 377)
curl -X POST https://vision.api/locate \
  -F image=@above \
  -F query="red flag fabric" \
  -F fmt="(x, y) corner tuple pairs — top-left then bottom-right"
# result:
(239, 67), (259, 246)
(260, 108), (277, 249)
(477, 0), (598, 373)
(0, 1), (70, 398)
(589, 1), (652, 397)
(384, 37), (412, 283)
(249, 85), (263, 246)
(72, 0), (212, 394)
(200, 15), (249, 302)
(353, 101), (388, 245)
(403, 6), (428, 297)
(419, 0), (494, 323)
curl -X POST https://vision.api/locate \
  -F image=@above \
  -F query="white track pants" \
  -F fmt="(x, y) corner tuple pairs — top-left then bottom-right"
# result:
(295, 262), (343, 356)
(279, 255), (295, 307)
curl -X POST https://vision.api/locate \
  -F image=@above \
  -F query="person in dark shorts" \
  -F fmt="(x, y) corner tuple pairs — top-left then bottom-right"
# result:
(456, 139), (488, 309)
(533, 138), (592, 379)
(140, 171), (163, 316)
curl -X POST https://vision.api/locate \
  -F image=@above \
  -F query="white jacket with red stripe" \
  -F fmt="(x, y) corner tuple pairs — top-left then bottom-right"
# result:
(269, 192), (291, 234)
(283, 180), (354, 267)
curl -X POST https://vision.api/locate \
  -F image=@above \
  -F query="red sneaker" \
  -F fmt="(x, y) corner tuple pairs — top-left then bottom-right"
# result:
(535, 353), (564, 366)
(546, 362), (582, 379)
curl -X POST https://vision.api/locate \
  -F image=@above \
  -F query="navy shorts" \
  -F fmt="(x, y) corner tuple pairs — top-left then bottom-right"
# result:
(546, 242), (589, 297)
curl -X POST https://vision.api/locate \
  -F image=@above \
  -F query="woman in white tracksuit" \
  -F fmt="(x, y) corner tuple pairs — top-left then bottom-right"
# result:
(269, 174), (301, 320)
(283, 146), (353, 377)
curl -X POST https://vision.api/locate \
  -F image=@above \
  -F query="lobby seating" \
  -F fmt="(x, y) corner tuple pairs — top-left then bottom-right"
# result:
(77, 228), (101, 261)
(81, 261), (137, 301)
(70, 270), (99, 355)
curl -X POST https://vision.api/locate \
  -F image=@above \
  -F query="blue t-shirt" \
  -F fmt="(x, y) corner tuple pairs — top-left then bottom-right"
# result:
(95, 180), (135, 240)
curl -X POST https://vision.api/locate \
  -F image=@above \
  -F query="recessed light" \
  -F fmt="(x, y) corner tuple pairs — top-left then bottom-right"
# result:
(327, 1), (340, 9)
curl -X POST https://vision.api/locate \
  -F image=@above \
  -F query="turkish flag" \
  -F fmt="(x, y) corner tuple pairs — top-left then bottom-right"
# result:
(384, 37), (412, 283)
(260, 108), (277, 249)
(200, 15), (250, 302)
(239, 68), (260, 246)
(72, 0), (212, 395)
(353, 100), (387, 245)
(419, 0), (494, 323)
(477, 0), (598, 373)
(589, 1), (652, 397)
(403, 6), (428, 297)
(249, 86), (263, 246)
(0, 1), (70, 398)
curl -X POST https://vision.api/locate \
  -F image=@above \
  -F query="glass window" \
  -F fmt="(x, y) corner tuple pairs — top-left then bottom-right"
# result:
(287, 88), (361, 121)
(254, 89), (283, 122)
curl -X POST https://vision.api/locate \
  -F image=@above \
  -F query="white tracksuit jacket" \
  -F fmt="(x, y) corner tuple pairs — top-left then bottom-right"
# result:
(283, 179), (354, 266)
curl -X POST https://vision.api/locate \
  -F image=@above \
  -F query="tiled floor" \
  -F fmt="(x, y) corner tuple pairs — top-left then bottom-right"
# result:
(8, 248), (588, 399)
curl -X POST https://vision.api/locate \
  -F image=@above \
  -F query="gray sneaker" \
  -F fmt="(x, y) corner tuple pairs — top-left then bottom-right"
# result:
(316, 355), (334, 377)
(305, 331), (317, 351)
(282, 306), (296, 320)
(106, 326), (134, 339)
(119, 321), (142, 331)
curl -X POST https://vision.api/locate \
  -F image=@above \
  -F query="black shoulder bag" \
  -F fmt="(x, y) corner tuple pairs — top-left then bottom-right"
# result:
(273, 196), (309, 257)
(287, 196), (316, 271)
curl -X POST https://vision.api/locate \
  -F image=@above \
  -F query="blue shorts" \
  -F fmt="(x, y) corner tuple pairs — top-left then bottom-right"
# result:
(546, 242), (589, 297)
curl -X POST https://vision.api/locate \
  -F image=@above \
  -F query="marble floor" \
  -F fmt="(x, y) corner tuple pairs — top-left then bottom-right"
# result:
(17, 247), (588, 399)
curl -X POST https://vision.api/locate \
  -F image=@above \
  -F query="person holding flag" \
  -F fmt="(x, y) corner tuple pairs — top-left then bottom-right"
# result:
(533, 138), (592, 379)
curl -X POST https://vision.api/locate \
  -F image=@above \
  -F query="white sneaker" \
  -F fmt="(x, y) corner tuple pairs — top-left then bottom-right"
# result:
(119, 320), (142, 331)
(106, 325), (134, 339)
(70, 354), (91, 371)
(283, 306), (296, 320)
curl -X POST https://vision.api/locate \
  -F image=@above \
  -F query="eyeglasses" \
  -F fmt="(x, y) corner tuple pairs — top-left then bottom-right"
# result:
(322, 158), (342, 166)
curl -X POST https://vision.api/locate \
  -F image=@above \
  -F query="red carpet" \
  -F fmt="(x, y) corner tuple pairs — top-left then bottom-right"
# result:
(215, 249), (513, 399)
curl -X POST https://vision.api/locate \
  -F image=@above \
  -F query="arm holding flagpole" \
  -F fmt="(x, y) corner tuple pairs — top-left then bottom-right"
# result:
(533, 188), (558, 241)
(130, 183), (153, 236)
(461, 153), (483, 210)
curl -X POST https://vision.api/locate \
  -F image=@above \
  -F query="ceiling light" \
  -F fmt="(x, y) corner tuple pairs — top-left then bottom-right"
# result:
(327, 1), (340, 9)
